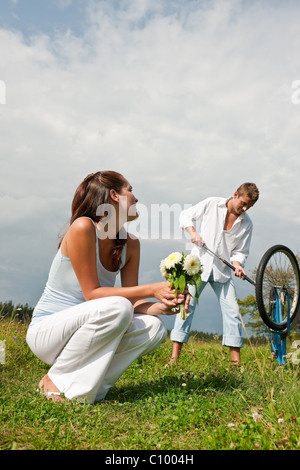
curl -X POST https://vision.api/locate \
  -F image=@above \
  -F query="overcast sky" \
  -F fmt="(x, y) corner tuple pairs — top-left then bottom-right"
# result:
(1, 0), (300, 335)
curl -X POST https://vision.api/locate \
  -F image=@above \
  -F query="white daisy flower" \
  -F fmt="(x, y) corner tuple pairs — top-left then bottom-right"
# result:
(183, 254), (201, 276)
(160, 259), (169, 279)
(164, 252), (182, 269)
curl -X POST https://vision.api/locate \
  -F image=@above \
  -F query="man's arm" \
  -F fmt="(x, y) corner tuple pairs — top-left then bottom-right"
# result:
(179, 199), (209, 246)
(185, 226), (205, 246)
(230, 221), (253, 279)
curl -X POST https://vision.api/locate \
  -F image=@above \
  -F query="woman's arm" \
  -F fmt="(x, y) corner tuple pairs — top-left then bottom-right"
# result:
(133, 300), (180, 316)
(121, 234), (187, 315)
(64, 218), (180, 308)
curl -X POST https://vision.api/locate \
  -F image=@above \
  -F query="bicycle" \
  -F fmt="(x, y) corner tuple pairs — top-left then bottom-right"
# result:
(202, 243), (300, 364)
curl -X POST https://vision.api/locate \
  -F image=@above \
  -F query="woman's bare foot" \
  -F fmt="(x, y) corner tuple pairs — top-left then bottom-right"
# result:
(38, 374), (65, 402)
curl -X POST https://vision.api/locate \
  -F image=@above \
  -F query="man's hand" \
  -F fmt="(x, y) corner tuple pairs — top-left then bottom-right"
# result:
(232, 261), (247, 279)
(186, 227), (205, 247)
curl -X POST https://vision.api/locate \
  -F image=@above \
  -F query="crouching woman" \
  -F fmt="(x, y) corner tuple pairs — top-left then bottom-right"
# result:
(26, 171), (188, 403)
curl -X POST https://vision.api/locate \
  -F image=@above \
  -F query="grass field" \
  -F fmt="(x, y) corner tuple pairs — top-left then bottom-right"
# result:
(0, 318), (299, 451)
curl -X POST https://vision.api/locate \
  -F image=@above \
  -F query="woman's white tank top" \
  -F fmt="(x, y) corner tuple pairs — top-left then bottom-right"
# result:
(30, 218), (127, 326)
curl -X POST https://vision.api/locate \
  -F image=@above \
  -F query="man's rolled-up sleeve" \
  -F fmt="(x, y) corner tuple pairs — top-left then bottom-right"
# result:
(179, 199), (207, 229)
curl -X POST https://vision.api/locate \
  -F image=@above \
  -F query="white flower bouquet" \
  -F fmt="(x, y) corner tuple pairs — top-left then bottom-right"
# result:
(160, 252), (203, 320)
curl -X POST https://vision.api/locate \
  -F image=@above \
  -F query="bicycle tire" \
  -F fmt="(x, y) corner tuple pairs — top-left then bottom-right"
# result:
(256, 245), (300, 331)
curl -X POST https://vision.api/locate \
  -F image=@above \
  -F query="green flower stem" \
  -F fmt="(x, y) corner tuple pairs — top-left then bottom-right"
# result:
(180, 302), (187, 320)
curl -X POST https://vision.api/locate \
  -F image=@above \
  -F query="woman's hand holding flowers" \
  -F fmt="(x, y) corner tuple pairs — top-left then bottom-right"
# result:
(160, 252), (202, 319)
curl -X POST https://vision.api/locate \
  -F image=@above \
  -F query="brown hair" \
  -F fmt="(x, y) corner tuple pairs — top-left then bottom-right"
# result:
(237, 182), (259, 203)
(59, 171), (128, 269)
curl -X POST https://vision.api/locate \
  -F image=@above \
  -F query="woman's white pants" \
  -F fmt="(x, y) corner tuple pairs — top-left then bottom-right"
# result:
(26, 297), (167, 404)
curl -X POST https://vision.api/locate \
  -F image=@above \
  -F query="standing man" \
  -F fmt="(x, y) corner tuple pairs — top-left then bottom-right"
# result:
(170, 183), (259, 363)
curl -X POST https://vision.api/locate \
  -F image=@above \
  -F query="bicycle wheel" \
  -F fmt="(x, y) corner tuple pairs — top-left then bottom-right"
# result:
(256, 245), (300, 331)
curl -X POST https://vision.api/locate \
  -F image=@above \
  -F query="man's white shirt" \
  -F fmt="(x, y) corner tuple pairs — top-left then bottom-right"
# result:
(180, 197), (253, 283)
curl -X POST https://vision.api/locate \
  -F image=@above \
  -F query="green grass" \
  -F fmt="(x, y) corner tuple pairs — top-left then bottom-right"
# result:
(0, 319), (299, 450)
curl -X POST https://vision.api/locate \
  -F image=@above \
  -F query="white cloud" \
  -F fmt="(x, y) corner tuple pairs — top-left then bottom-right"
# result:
(1, 0), (300, 324)
(56, 0), (73, 9)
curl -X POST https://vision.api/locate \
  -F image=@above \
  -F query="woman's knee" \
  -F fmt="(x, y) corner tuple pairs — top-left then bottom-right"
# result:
(159, 321), (168, 344)
(104, 297), (134, 333)
(113, 297), (134, 327)
(87, 296), (133, 332)
(92, 296), (133, 315)
(149, 316), (167, 345)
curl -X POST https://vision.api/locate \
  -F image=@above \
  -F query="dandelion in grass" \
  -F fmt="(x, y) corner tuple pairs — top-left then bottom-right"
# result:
(252, 412), (262, 422)
(160, 251), (202, 320)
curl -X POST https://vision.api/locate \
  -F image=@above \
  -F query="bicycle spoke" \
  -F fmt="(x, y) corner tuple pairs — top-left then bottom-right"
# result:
(256, 245), (300, 331)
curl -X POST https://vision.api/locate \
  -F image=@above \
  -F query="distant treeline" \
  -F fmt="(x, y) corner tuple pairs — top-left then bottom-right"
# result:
(187, 330), (268, 345)
(0, 300), (269, 344)
(0, 301), (33, 324)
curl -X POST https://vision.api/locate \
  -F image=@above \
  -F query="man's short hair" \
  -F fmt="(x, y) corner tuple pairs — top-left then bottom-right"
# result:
(237, 183), (259, 202)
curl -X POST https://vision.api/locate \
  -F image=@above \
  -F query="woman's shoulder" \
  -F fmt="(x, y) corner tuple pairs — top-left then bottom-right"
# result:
(61, 217), (96, 256)
(68, 217), (96, 238)
(125, 232), (140, 257)
(126, 232), (140, 246)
